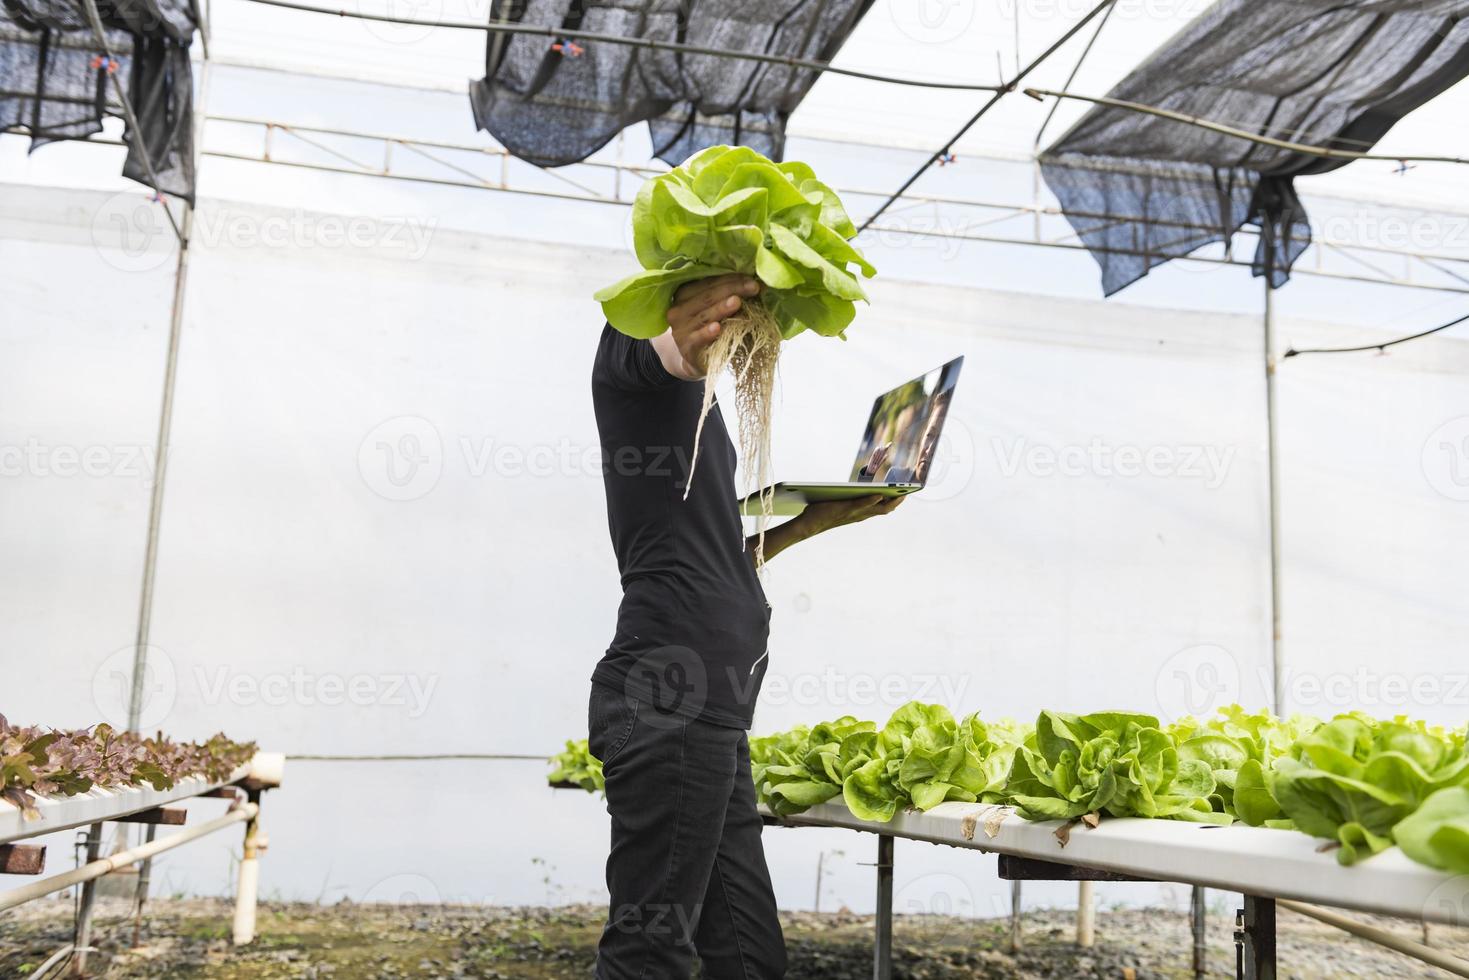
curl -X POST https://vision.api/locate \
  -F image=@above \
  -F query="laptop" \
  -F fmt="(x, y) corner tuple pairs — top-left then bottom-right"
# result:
(739, 356), (964, 517)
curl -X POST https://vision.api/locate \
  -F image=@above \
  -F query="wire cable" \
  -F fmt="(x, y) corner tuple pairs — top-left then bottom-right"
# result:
(1033, 0), (1115, 149)
(856, 0), (1118, 234)
(77, 0), (185, 238)
(1284, 311), (1469, 357)
(1025, 88), (1469, 167)
(234, 0), (1003, 93)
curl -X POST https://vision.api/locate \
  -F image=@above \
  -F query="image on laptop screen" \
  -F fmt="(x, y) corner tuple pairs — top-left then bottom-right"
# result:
(847, 357), (963, 485)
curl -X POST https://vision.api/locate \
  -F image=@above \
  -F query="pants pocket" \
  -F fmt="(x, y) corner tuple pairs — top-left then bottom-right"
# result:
(587, 685), (639, 768)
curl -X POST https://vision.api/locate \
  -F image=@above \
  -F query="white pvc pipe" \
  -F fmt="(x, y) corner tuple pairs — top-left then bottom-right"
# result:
(0, 804), (257, 912)
(248, 752), (286, 788)
(233, 856), (259, 945)
(233, 804), (262, 945)
(1076, 881), (1095, 947)
(31, 944), (73, 979)
(1278, 900), (1469, 978)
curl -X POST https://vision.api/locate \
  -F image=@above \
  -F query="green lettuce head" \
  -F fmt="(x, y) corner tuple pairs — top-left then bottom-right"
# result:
(594, 145), (877, 340)
(547, 739), (604, 795)
(1005, 711), (1227, 824)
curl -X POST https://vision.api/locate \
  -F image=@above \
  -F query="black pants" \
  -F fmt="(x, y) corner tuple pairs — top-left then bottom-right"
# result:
(589, 683), (786, 979)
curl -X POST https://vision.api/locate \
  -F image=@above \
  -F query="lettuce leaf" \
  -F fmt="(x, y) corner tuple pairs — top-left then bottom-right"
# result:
(550, 706), (1469, 878)
(1395, 787), (1469, 874)
(596, 145), (876, 340)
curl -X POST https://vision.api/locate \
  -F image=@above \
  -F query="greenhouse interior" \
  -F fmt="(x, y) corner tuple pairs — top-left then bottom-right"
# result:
(4, 0), (1469, 977)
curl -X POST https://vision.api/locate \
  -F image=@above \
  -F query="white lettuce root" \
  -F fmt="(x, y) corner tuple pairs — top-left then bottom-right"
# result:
(686, 298), (782, 565)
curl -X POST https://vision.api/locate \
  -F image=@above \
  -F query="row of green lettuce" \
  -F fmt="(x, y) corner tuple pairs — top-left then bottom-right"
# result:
(549, 703), (1469, 876)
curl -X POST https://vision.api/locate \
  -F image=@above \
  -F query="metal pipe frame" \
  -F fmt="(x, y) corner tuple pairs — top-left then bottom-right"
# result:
(0, 804), (257, 912)
(186, 116), (1469, 297)
(36, 112), (1469, 295)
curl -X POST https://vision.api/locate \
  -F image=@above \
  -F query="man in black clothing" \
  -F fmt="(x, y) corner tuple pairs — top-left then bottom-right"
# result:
(590, 274), (902, 979)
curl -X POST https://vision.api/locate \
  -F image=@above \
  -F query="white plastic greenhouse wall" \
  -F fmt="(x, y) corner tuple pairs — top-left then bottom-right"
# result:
(4, 56), (1469, 916)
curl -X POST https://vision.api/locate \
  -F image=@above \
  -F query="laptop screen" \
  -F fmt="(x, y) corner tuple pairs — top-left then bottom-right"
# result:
(847, 356), (964, 485)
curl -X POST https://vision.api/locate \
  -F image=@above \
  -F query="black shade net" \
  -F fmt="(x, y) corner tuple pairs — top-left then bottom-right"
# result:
(469, 0), (873, 167)
(1040, 0), (1469, 296)
(1, 0), (197, 199)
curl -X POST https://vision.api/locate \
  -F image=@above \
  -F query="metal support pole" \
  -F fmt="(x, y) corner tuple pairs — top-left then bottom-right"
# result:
(125, 124), (194, 735)
(1076, 881), (1095, 946)
(70, 823), (104, 976)
(131, 825), (158, 947)
(1191, 885), (1207, 979)
(232, 790), (263, 945)
(873, 835), (892, 980)
(1235, 895), (1276, 980)
(1264, 276), (1285, 715)
(1009, 880), (1023, 952)
(124, 40), (211, 739)
(814, 850), (825, 913)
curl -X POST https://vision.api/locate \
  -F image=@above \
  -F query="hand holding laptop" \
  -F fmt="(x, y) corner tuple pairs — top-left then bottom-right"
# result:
(801, 493), (907, 531)
(740, 356), (964, 517)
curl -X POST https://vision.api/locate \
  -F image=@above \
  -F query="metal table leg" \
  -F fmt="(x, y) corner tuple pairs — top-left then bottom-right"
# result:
(1191, 885), (1207, 980)
(874, 834), (893, 980)
(1235, 894), (1277, 980)
(71, 822), (104, 976)
(1010, 881), (1023, 953)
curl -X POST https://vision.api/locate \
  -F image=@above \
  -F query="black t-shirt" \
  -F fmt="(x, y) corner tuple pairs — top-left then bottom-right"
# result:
(590, 323), (771, 729)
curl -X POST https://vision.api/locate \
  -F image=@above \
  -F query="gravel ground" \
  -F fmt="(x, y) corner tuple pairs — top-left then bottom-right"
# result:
(3, 897), (1467, 978)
